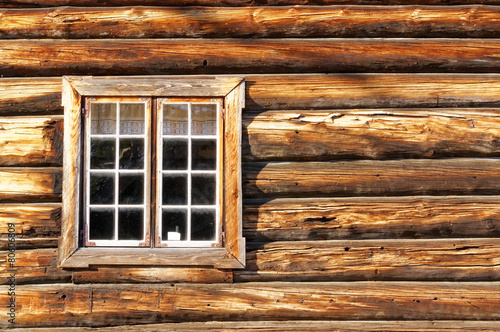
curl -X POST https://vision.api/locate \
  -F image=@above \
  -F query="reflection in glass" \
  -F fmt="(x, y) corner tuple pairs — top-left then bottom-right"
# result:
(119, 174), (144, 204)
(89, 209), (114, 240)
(118, 209), (144, 240)
(163, 104), (188, 135)
(90, 174), (114, 204)
(162, 174), (187, 205)
(90, 138), (115, 169)
(163, 139), (187, 170)
(191, 174), (216, 205)
(191, 209), (216, 241)
(91, 103), (116, 135)
(192, 104), (217, 135)
(120, 103), (145, 135)
(192, 139), (216, 170)
(119, 138), (144, 169)
(162, 209), (187, 241)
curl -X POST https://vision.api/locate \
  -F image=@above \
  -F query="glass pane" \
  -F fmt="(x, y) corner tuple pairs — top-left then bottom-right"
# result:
(120, 103), (145, 135)
(163, 104), (188, 135)
(118, 208), (144, 240)
(162, 209), (187, 241)
(191, 209), (216, 241)
(90, 138), (115, 169)
(162, 174), (187, 205)
(192, 139), (216, 170)
(192, 104), (217, 135)
(91, 103), (116, 135)
(163, 139), (188, 170)
(89, 208), (114, 240)
(90, 174), (114, 205)
(191, 174), (216, 205)
(119, 174), (144, 204)
(119, 138), (144, 169)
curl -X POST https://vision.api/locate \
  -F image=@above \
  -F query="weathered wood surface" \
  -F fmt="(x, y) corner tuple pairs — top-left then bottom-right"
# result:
(0, 248), (71, 284)
(0, 116), (62, 166)
(0, 168), (61, 202)
(3, 6), (500, 39)
(73, 267), (232, 284)
(236, 239), (500, 282)
(243, 158), (500, 198)
(0, 203), (60, 249)
(4, 0), (500, 7)
(8, 321), (500, 332)
(243, 196), (500, 241)
(244, 109), (500, 161)
(4, 75), (500, 114)
(3, 282), (500, 327)
(4, 39), (500, 77)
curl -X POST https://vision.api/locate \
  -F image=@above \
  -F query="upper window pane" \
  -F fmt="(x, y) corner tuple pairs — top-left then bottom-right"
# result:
(120, 103), (145, 135)
(192, 104), (217, 135)
(91, 103), (116, 135)
(163, 104), (188, 135)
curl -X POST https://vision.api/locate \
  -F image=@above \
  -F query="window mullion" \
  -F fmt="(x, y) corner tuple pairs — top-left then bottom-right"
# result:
(187, 103), (192, 242)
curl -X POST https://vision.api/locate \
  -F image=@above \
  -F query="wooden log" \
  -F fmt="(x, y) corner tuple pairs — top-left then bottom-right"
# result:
(243, 196), (500, 241)
(4, 75), (500, 114)
(0, 203), (60, 249)
(244, 109), (500, 161)
(73, 267), (232, 284)
(8, 321), (500, 332)
(0, 248), (71, 284)
(243, 158), (500, 198)
(4, 39), (500, 77)
(0, 116), (63, 166)
(0, 168), (61, 202)
(235, 239), (500, 282)
(3, 6), (500, 39)
(4, 282), (500, 327)
(4, 0), (500, 7)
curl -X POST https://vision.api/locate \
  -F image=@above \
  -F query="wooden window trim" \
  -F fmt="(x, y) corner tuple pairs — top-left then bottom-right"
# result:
(59, 76), (245, 269)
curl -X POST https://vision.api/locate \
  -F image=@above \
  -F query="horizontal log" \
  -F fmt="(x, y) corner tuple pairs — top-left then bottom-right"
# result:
(3, 0), (500, 6)
(0, 203), (60, 249)
(243, 196), (500, 241)
(4, 39), (500, 77)
(0, 168), (61, 202)
(243, 158), (500, 198)
(4, 282), (500, 327)
(8, 321), (500, 332)
(4, 75), (500, 114)
(244, 109), (500, 161)
(0, 248), (71, 284)
(0, 116), (62, 166)
(235, 239), (500, 282)
(4, 6), (500, 39)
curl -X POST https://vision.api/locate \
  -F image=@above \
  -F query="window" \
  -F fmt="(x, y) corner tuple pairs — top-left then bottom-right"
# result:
(59, 76), (245, 269)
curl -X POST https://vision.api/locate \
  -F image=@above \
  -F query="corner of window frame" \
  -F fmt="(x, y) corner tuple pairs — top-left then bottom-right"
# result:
(59, 76), (245, 269)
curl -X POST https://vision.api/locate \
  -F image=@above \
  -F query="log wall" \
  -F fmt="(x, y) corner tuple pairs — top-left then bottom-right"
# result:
(1, 1), (500, 330)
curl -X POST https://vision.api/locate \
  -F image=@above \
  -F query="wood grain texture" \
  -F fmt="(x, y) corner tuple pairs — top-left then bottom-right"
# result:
(8, 321), (500, 332)
(3, 282), (500, 327)
(0, 248), (71, 284)
(4, 0), (500, 6)
(3, 6), (500, 39)
(0, 203), (60, 248)
(4, 39), (500, 77)
(236, 238), (500, 282)
(73, 267), (232, 284)
(0, 168), (61, 202)
(5, 75), (500, 114)
(0, 116), (62, 166)
(244, 109), (500, 161)
(243, 158), (500, 198)
(243, 196), (500, 241)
